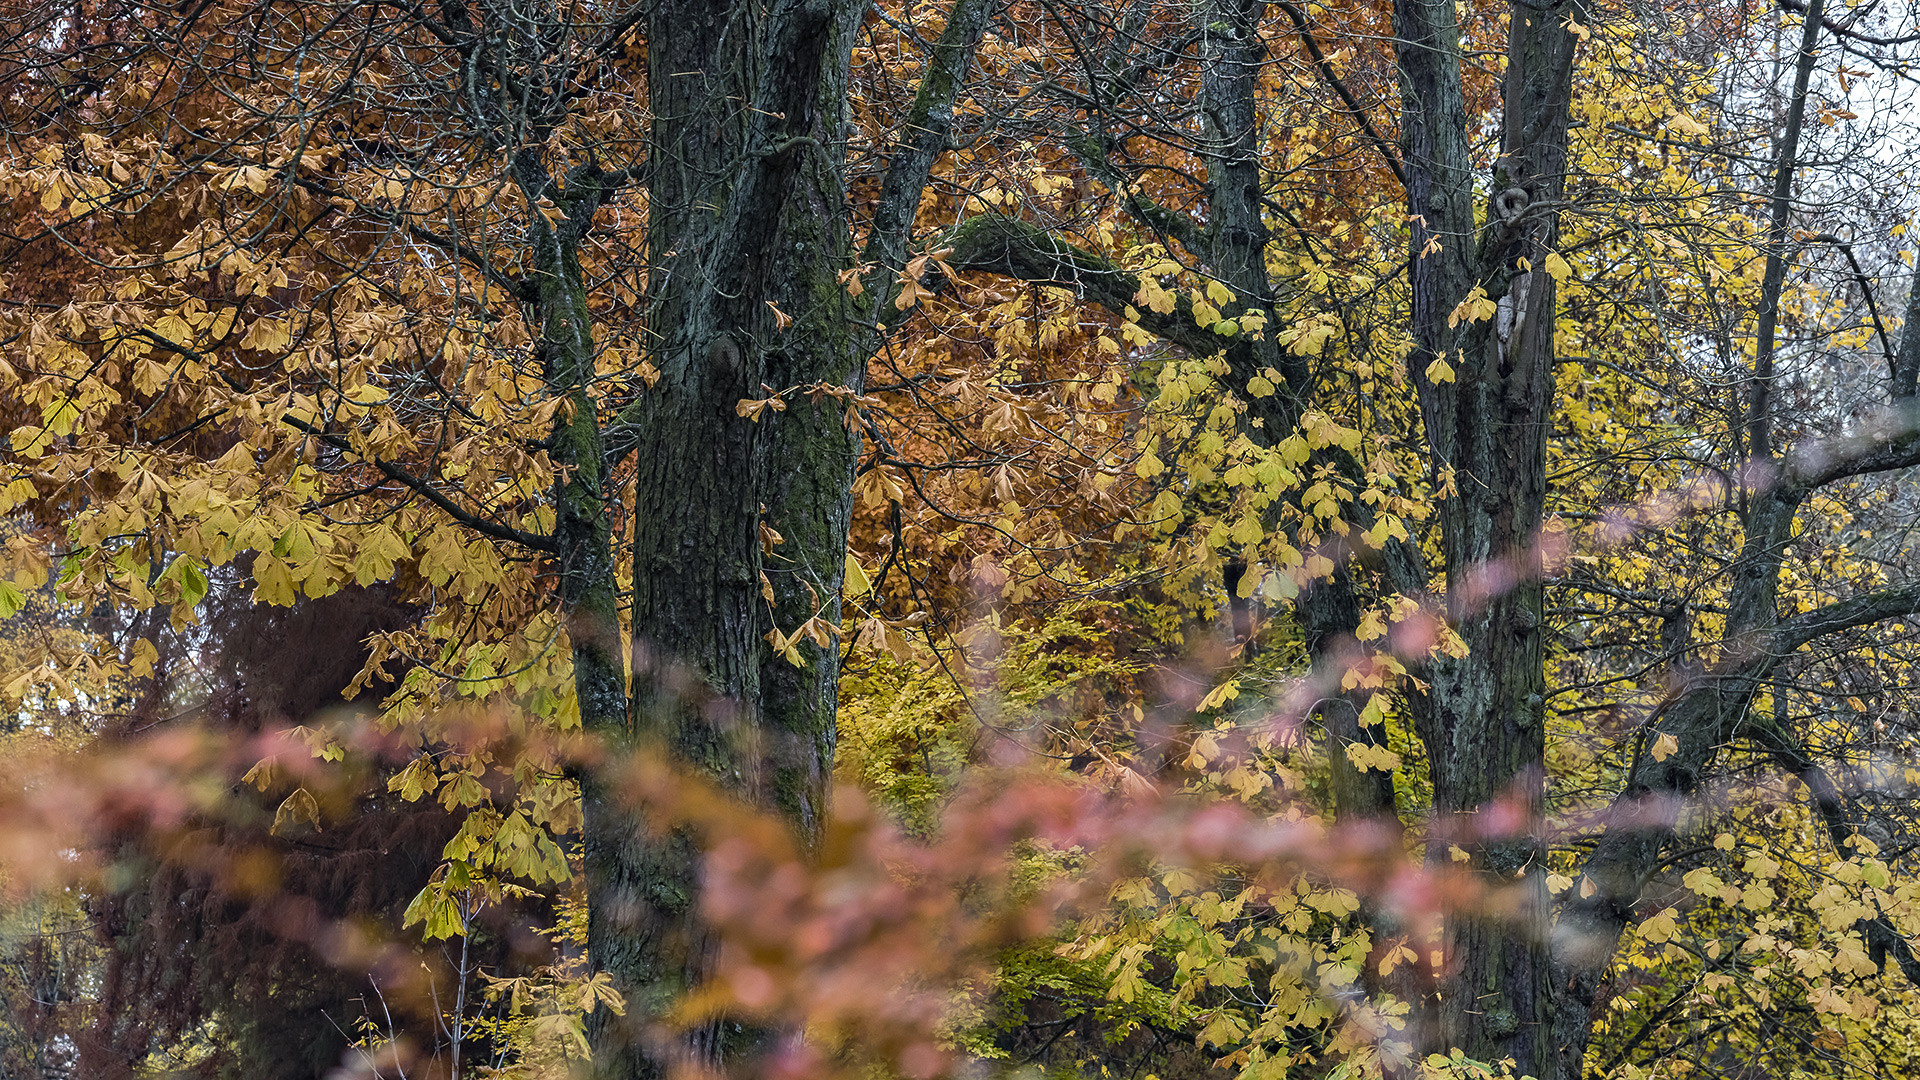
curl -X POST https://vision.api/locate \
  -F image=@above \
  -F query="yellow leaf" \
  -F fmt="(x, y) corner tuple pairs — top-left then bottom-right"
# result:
(1197, 680), (1239, 712)
(843, 552), (872, 598)
(1639, 906), (1678, 943)
(128, 637), (159, 679)
(1425, 355), (1455, 384)
(1260, 572), (1297, 601)
(1447, 286), (1497, 328)
(133, 357), (172, 396)
(388, 756), (440, 801)
(1378, 943), (1417, 976)
(272, 787), (322, 835)
(1357, 694), (1388, 728)
(1544, 251), (1573, 284)
(1135, 278), (1177, 315)
(1650, 732), (1680, 762)
(1346, 742), (1401, 773)
(352, 524), (411, 585)
(253, 555), (299, 606)
(1666, 112), (1709, 138)
(240, 758), (278, 791)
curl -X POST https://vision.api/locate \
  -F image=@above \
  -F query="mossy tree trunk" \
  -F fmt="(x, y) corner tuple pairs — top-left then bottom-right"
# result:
(570, 0), (990, 1075)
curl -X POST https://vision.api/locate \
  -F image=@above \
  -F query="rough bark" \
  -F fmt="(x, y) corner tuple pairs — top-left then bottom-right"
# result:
(584, 0), (865, 1070)
(579, 0), (988, 1072)
(1197, 0), (1299, 395)
(1389, 0), (1577, 1063)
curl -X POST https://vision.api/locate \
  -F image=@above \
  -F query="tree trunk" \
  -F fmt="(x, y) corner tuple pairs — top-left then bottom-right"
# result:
(1392, 0), (1576, 1066)
(583, 0), (866, 1072)
(580, 0), (985, 1072)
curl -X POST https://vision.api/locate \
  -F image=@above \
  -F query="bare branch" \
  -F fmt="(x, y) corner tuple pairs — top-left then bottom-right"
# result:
(281, 416), (557, 552)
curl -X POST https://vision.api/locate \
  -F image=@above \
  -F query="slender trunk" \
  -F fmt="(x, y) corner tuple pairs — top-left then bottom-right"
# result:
(1547, 11), (1828, 1077)
(1745, 0), (1828, 463)
(509, 151), (654, 1077)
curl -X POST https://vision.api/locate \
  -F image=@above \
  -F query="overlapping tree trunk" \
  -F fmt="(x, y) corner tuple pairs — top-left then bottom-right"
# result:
(1387, 0), (1577, 1064)
(587, 0), (988, 1073)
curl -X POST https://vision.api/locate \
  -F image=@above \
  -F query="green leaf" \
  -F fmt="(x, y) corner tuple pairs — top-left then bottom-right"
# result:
(177, 558), (209, 607)
(0, 578), (25, 619)
(403, 881), (466, 940)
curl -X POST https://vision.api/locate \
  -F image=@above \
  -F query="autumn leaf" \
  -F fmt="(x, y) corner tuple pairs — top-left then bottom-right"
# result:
(1649, 731), (1680, 762)
(272, 787), (322, 835)
(1446, 286), (1497, 328)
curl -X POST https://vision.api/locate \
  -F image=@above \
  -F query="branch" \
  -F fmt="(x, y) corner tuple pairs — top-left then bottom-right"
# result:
(1808, 233), (1897, 382)
(1271, 0), (1406, 190)
(289, 176), (535, 302)
(1742, 716), (1920, 984)
(1746, 0), (1829, 462)
(1772, 581), (1920, 653)
(1783, 402), (1920, 490)
(858, 0), (992, 317)
(602, 403), (646, 469)
(1553, 579), (1920, 1017)
(1777, 0), (1920, 45)
(941, 213), (1234, 358)
(1058, 130), (1207, 256)
(281, 416), (557, 552)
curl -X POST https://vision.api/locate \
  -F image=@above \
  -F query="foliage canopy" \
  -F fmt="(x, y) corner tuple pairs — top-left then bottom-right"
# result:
(3, 0), (1920, 1076)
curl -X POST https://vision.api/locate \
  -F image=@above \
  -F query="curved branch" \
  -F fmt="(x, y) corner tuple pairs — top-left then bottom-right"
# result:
(1774, 581), (1920, 653)
(282, 415), (557, 552)
(941, 212), (1233, 357)
(1554, 579), (1920, 1024)
(1743, 716), (1920, 983)
(858, 0), (993, 317)
(1777, 0), (1920, 46)
(1272, 0), (1406, 191)
(1784, 403), (1920, 491)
